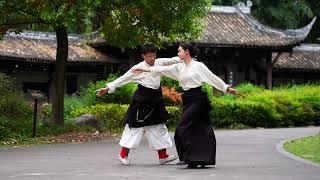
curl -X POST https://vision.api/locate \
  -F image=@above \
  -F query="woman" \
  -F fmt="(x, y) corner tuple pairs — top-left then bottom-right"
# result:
(133, 42), (238, 168)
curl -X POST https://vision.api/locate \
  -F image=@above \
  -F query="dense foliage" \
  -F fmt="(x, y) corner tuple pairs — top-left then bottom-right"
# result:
(212, 0), (319, 43)
(0, 73), (33, 140)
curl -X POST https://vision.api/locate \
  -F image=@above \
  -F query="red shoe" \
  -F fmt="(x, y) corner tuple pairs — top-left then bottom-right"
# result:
(118, 154), (130, 166)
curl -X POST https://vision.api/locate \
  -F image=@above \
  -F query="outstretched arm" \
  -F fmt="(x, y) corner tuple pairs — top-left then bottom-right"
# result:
(96, 65), (142, 96)
(200, 63), (240, 96)
(155, 57), (182, 66)
(132, 64), (180, 81)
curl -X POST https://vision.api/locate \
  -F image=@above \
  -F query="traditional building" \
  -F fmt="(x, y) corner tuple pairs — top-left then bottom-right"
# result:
(0, 31), (127, 100)
(273, 44), (320, 85)
(194, 3), (316, 89)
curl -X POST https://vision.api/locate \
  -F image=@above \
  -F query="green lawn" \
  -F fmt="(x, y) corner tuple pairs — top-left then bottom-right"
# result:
(284, 135), (320, 164)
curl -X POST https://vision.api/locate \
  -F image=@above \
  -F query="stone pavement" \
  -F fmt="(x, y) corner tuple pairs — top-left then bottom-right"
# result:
(0, 127), (319, 180)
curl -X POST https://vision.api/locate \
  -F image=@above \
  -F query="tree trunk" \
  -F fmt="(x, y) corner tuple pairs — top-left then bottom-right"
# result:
(53, 27), (68, 126)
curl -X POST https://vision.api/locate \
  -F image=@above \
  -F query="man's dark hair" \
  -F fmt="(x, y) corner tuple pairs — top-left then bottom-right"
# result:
(141, 42), (157, 54)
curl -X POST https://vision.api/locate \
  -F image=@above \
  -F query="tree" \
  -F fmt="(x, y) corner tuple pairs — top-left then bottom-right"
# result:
(98, 0), (212, 49)
(0, 0), (212, 125)
(305, 0), (320, 43)
(212, 0), (319, 43)
(0, 0), (98, 126)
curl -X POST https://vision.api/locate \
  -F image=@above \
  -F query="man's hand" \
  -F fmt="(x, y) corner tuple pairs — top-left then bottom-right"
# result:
(96, 87), (108, 97)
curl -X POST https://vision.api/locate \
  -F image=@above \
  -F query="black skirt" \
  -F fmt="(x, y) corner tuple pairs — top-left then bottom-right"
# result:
(124, 85), (169, 128)
(174, 87), (216, 165)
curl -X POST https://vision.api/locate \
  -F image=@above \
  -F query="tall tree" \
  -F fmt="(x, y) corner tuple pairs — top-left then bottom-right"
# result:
(0, 0), (98, 125)
(98, 0), (212, 49)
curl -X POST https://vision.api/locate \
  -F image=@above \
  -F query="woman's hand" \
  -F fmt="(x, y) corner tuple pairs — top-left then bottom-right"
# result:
(227, 87), (238, 95)
(227, 87), (246, 98)
(96, 87), (108, 97)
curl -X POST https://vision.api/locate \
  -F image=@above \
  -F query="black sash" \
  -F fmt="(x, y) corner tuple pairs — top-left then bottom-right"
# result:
(124, 85), (169, 128)
(182, 87), (212, 110)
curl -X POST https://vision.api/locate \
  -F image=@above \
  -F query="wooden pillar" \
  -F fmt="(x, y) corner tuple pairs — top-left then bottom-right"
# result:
(48, 71), (54, 103)
(266, 52), (273, 90)
(226, 63), (233, 86)
(103, 64), (108, 79)
(96, 65), (106, 80)
(224, 53), (234, 86)
(244, 65), (250, 82)
(47, 66), (54, 103)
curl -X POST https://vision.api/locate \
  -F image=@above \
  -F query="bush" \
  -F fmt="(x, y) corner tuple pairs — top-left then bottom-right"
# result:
(161, 86), (182, 105)
(210, 97), (280, 128)
(0, 73), (33, 140)
(70, 104), (129, 132)
(35, 82), (320, 139)
(161, 76), (182, 92)
(78, 74), (184, 106)
(73, 83), (320, 130)
(70, 103), (181, 132)
(81, 74), (137, 105)
(210, 83), (320, 128)
(165, 106), (182, 130)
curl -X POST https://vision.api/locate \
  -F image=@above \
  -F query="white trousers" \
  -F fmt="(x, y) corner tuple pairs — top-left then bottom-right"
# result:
(119, 124), (173, 150)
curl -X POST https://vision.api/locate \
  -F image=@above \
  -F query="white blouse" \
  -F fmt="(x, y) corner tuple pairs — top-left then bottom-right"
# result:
(106, 57), (181, 93)
(147, 59), (230, 93)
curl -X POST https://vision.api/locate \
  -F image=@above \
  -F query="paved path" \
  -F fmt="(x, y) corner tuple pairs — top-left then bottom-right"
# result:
(0, 127), (319, 180)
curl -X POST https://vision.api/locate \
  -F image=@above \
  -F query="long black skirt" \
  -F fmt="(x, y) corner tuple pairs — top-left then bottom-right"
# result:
(174, 87), (216, 165)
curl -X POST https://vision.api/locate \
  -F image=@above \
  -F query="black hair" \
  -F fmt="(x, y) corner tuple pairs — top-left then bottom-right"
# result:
(179, 42), (198, 58)
(141, 42), (157, 54)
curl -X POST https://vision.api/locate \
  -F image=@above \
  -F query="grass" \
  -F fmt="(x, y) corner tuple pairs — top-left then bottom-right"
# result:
(0, 136), (55, 147)
(284, 134), (320, 164)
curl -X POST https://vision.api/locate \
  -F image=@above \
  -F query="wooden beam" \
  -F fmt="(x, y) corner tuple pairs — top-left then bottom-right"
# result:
(272, 52), (282, 65)
(266, 52), (273, 90)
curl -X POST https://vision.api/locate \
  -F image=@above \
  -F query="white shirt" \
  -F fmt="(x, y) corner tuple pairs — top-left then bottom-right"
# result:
(148, 59), (230, 93)
(106, 57), (181, 93)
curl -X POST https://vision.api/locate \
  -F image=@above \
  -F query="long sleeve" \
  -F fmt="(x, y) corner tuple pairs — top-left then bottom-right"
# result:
(149, 64), (180, 81)
(154, 57), (181, 66)
(199, 63), (230, 93)
(106, 65), (142, 93)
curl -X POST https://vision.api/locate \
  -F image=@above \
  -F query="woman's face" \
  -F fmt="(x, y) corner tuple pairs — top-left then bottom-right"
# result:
(178, 46), (189, 60)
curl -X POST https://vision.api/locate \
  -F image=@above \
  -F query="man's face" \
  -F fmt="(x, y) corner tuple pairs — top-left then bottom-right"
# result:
(142, 52), (156, 66)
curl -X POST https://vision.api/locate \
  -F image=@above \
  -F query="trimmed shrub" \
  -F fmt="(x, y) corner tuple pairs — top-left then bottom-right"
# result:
(70, 103), (181, 132)
(210, 84), (320, 128)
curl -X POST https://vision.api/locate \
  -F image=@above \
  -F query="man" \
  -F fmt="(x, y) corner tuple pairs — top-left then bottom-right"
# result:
(96, 43), (180, 165)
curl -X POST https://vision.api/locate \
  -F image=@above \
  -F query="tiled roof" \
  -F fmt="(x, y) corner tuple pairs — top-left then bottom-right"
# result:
(196, 5), (316, 48)
(274, 44), (320, 72)
(0, 31), (121, 64)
